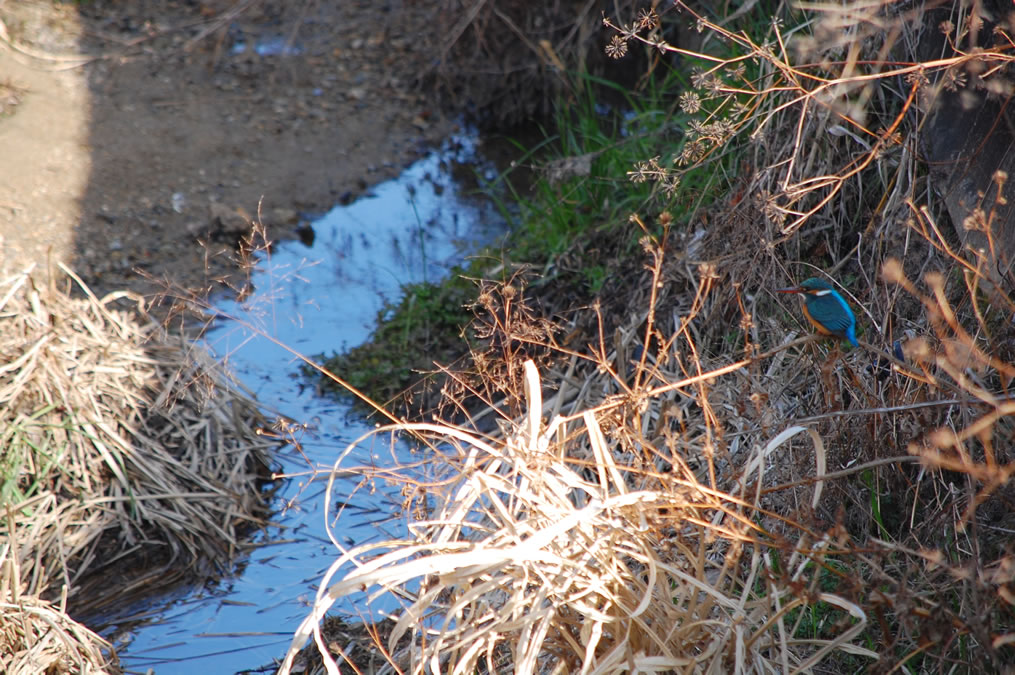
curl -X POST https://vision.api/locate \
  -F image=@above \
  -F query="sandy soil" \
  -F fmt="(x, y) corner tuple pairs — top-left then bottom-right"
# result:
(0, 0), (453, 296)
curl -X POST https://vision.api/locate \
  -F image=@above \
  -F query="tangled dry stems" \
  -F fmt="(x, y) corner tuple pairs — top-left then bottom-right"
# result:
(0, 263), (276, 672)
(604, 1), (1015, 290)
(0, 583), (115, 675)
(279, 237), (890, 673)
(283, 220), (1015, 671)
(276, 2), (1015, 671)
(279, 358), (877, 674)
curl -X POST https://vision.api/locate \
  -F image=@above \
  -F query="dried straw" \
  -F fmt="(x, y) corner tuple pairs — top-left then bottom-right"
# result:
(1, 536), (117, 675)
(0, 264), (276, 670)
(279, 355), (876, 674)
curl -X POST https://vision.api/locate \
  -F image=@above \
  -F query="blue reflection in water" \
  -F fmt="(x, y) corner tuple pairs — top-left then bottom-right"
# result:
(117, 133), (506, 673)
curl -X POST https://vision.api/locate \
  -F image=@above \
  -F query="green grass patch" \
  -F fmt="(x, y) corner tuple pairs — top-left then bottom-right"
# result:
(0, 406), (70, 510)
(310, 266), (479, 404)
(306, 64), (742, 405)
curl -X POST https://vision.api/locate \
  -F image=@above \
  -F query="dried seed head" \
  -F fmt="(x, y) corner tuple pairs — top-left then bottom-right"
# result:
(605, 35), (628, 59)
(881, 258), (904, 284)
(679, 91), (701, 114)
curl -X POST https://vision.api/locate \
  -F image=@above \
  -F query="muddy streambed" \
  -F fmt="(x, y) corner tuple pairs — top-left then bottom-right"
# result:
(107, 133), (509, 673)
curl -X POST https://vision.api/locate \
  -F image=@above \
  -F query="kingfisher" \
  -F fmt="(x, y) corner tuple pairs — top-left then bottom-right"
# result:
(777, 277), (858, 348)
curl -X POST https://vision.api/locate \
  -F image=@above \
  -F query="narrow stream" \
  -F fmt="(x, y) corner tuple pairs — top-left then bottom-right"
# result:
(115, 132), (509, 673)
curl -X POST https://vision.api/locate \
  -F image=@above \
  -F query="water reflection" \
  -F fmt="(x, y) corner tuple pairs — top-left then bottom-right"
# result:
(115, 132), (507, 673)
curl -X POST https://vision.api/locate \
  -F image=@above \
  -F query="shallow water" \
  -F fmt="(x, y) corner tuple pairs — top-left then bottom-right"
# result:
(114, 133), (507, 673)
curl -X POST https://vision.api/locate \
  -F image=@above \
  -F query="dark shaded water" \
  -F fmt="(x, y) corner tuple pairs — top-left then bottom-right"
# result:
(114, 133), (508, 673)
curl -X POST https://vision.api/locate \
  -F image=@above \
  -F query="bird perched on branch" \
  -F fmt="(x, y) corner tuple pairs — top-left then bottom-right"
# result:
(777, 277), (858, 348)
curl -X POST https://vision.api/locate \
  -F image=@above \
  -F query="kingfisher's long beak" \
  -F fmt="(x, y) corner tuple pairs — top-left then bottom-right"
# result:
(776, 286), (803, 294)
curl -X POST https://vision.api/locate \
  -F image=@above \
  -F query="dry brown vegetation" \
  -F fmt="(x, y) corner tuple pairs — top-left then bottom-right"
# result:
(0, 264), (276, 673)
(427, 0), (648, 127)
(277, 1), (1015, 673)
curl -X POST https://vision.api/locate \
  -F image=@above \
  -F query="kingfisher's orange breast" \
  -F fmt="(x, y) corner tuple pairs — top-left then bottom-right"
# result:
(801, 300), (834, 336)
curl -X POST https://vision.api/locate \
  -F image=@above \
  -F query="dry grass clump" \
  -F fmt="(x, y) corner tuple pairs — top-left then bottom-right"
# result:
(277, 366), (876, 673)
(276, 239), (884, 673)
(0, 544), (117, 675)
(283, 616), (404, 675)
(0, 263), (276, 641)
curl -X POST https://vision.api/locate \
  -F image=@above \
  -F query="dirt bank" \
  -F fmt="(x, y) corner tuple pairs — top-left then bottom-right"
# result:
(0, 0), (453, 296)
